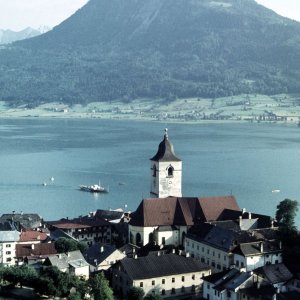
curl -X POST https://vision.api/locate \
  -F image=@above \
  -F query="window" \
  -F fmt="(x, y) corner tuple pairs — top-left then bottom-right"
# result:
(227, 291), (231, 297)
(6, 251), (11, 255)
(181, 276), (185, 282)
(171, 288), (176, 294)
(202, 247), (204, 252)
(6, 244), (11, 248)
(140, 282), (143, 287)
(207, 249), (210, 254)
(181, 286), (185, 293)
(172, 278), (175, 283)
(213, 251), (215, 256)
(191, 285), (195, 292)
(192, 275), (195, 280)
(167, 166), (174, 177)
(6, 258), (11, 262)
(162, 279), (165, 284)
(162, 237), (166, 245)
(152, 280), (155, 286)
(212, 262), (215, 267)
(207, 284), (210, 289)
(161, 290), (165, 295)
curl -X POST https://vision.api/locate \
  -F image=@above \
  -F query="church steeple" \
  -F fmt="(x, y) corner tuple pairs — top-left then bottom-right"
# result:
(150, 129), (182, 198)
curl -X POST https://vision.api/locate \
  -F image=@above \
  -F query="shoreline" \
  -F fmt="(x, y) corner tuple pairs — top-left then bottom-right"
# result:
(0, 94), (299, 126)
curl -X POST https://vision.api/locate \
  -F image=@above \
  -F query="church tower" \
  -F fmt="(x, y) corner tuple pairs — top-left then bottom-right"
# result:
(150, 129), (182, 198)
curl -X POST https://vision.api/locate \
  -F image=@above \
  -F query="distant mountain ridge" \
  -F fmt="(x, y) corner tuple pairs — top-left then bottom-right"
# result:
(0, 26), (51, 45)
(1, 0), (300, 105)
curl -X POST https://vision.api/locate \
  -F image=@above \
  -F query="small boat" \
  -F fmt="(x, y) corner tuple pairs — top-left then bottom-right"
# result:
(272, 189), (280, 193)
(79, 181), (109, 193)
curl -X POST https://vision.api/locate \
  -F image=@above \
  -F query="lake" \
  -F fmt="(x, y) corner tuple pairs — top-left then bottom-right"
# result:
(0, 118), (299, 226)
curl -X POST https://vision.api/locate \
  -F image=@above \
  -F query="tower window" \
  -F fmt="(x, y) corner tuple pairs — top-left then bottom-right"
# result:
(153, 165), (156, 177)
(167, 166), (174, 177)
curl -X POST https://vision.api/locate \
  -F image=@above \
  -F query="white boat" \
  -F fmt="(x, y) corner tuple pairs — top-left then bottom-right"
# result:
(272, 189), (280, 193)
(79, 181), (109, 193)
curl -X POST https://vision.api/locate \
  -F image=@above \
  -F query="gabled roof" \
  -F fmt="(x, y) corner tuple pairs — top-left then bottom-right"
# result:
(19, 230), (48, 242)
(93, 209), (124, 221)
(203, 268), (252, 291)
(47, 216), (110, 229)
(45, 250), (89, 270)
(130, 196), (240, 227)
(233, 240), (282, 256)
(0, 213), (42, 229)
(84, 243), (125, 266)
(187, 224), (257, 252)
(254, 264), (293, 284)
(119, 254), (210, 280)
(150, 131), (181, 162)
(16, 243), (57, 258)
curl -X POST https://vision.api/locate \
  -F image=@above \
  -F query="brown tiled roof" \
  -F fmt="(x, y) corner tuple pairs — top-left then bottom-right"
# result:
(199, 196), (240, 222)
(130, 196), (240, 227)
(19, 230), (48, 242)
(16, 243), (57, 258)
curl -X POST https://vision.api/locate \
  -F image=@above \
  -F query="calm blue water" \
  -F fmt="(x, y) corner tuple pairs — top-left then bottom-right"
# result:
(0, 118), (299, 226)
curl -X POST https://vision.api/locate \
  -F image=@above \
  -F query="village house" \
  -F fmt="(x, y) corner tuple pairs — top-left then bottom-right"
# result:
(185, 222), (281, 272)
(46, 214), (112, 246)
(112, 252), (211, 299)
(83, 243), (126, 272)
(202, 268), (255, 300)
(44, 250), (90, 279)
(16, 242), (57, 266)
(0, 221), (20, 266)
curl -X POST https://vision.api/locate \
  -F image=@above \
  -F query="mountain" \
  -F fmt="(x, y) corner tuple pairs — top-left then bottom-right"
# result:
(1, 0), (300, 106)
(0, 27), (50, 45)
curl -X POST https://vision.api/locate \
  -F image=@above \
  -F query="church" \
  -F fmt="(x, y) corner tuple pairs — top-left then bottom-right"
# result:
(129, 129), (241, 247)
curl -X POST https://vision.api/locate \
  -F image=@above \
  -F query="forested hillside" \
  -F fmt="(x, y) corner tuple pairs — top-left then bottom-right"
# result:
(1, 0), (300, 106)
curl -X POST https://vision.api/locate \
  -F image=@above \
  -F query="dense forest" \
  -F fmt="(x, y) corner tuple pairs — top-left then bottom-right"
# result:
(1, 0), (300, 106)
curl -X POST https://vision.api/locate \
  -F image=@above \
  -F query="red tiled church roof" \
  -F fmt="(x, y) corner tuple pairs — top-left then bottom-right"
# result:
(130, 196), (240, 227)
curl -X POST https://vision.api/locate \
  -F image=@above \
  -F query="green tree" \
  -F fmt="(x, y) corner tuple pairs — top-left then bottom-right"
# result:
(276, 199), (299, 231)
(89, 272), (113, 300)
(55, 237), (87, 253)
(127, 287), (145, 300)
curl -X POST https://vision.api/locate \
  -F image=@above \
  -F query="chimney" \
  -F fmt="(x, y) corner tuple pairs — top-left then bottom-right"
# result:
(279, 241), (282, 249)
(100, 245), (104, 253)
(134, 254), (138, 259)
(248, 212), (251, 219)
(260, 242), (264, 253)
(271, 220), (274, 228)
(31, 244), (35, 250)
(186, 252), (190, 258)
(242, 208), (246, 215)
(172, 248), (175, 254)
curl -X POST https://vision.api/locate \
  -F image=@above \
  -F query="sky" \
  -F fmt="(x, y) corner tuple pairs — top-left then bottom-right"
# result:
(0, 0), (299, 31)
(0, 0), (89, 31)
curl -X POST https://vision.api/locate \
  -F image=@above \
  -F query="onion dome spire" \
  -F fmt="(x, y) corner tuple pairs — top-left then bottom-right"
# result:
(150, 129), (181, 162)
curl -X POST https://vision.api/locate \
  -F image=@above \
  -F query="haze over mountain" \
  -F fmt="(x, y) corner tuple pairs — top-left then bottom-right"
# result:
(0, 26), (51, 45)
(1, 0), (300, 106)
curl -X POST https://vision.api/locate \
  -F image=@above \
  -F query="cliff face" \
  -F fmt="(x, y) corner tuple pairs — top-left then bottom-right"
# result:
(1, 0), (300, 105)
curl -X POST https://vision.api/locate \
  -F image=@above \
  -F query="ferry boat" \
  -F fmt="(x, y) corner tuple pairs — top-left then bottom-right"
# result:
(79, 181), (108, 193)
